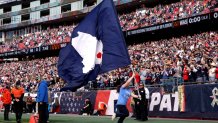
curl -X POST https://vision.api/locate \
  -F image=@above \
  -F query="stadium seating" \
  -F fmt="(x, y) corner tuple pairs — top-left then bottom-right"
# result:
(0, 26), (74, 53)
(0, 0), (217, 122)
(119, 0), (217, 30)
(0, 31), (217, 91)
(0, 0), (217, 53)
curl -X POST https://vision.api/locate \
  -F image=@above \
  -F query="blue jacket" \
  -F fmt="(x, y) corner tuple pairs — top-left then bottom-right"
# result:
(36, 80), (48, 103)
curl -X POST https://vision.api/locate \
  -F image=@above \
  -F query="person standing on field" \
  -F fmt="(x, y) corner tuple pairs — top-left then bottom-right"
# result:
(36, 76), (48, 123)
(11, 81), (25, 123)
(2, 85), (12, 121)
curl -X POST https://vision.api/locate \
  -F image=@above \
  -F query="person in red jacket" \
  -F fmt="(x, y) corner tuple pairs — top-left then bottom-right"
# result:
(183, 65), (189, 83)
(2, 85), (12, 121)
(215, 67), (218, 81)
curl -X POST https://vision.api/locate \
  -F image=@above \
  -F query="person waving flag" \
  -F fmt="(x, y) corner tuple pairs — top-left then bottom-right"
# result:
(58, 0), (131, 92)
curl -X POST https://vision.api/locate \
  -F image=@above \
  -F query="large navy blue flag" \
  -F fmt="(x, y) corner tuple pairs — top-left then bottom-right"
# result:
(58, 0), (131, 91)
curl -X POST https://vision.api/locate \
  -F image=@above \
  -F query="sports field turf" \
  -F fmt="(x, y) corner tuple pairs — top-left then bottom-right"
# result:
(0, 113), (217, 123)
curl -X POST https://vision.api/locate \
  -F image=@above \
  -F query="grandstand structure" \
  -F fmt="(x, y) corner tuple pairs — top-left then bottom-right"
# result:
(0, 0), (147, 59)
(0, 0), (97, 58)
(0, 0), (216, 58)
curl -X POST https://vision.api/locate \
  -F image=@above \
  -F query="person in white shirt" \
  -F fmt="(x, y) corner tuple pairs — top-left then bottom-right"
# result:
(209, 62), (216, 83)
(140, 67), (147, 85)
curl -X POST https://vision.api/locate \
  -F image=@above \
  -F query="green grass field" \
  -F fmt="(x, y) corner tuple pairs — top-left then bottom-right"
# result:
(0, 113), (217, 123)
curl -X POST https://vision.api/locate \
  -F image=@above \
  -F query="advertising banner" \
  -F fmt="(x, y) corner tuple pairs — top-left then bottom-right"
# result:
(57, 84), (218, 119)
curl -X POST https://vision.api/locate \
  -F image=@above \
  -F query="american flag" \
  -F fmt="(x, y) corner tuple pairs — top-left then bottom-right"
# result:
(60, 92), (97, 114)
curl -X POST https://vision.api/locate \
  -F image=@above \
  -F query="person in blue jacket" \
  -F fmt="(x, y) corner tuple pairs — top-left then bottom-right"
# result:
(36, 76), (48, 123)
(112, 72), (141, 123)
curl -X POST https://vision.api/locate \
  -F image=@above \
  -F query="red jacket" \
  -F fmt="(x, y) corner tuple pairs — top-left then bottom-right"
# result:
(2, 88), (12, 105)
(183, 68), (189, 81)
(216, 67), (218, 79)
(135, 72), (140, 84)
(129, 72), (140, 84)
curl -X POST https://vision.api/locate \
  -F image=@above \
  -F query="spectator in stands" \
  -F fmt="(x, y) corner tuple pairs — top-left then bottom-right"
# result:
(119, 0), (217, 30)
(195, 63), (204, 83)
(139, 67), (146, 85)
(0, 25), (74, 53)
(0, 1), (217, 53)
(0, 31), (217, 90)
(209, 62), (217, 83)
(202, 64), (209, 83)
(145, 69), (152, 85)
(216, 63), (218, 81)
(183, 64), (190, 83)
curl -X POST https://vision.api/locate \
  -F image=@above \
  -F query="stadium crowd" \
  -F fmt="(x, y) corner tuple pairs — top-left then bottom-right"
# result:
(0, 31), (217, 93)
(119, 0), (217, 30)
(0, 57), (61, 93)
(0, 25), (74, 53)
(0, 0), (217, 53)
(0, 1), (217, 122)
(96, 31), (218, 88)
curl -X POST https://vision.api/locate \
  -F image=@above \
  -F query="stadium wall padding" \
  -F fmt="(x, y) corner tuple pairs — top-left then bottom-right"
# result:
(1, 84), (217, 119)
(57, 84), (218, 119)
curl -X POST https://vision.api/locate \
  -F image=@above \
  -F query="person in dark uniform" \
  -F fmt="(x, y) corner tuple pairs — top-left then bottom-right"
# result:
(11, 81), (25, 123)
(132, 86), (141, 120)
(134, 83), (150, 121)
(80, 98), (93, 115)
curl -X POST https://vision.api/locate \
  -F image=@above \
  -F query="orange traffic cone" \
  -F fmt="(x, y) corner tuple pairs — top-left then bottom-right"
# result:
(29, 114), (39, 123)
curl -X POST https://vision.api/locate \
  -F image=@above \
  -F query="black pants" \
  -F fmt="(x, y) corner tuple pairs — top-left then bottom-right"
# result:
(4, 104), (10, 120)
(135, 100), (148, 121)
(135, 103), (140, 120)
(27, 104), (32, 113)
(32, 102), (36, 112)
(80, 107), (91, 115)
(38, 103), (48, 123)
(11, 104), (14, 113)
(47, 108), (49, 122)
(116, 105), (129, 123)
(14, 101), (23, 123)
